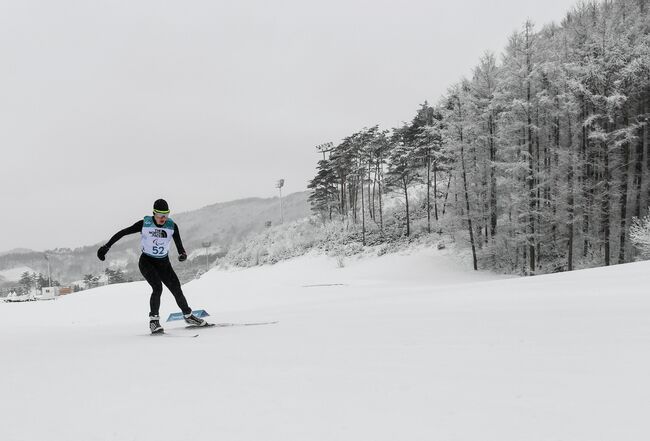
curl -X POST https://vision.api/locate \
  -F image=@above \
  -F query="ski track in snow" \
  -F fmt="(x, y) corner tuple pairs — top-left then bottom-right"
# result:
(1, 248), (649, 441)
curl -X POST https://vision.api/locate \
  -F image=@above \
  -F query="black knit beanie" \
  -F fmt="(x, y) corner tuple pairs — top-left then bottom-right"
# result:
(153, 199), (170, 214)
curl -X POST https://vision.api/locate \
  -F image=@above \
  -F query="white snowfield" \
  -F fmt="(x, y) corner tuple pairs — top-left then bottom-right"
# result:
(1, 248), (649, 441)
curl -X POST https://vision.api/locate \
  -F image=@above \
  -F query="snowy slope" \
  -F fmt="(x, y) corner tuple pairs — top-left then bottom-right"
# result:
(0, 266), (34, 282)
(1, 248), (649, 441)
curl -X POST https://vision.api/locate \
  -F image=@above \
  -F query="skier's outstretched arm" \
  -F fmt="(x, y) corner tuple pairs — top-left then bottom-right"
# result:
(97, 220), (143, 261)
(173, 223), (188, 262)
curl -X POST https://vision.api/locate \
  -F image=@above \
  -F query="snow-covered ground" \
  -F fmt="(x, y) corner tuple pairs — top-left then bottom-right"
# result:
(1, 248), (649, 441)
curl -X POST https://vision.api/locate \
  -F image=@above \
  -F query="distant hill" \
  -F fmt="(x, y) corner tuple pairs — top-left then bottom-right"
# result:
(0, 248), (34, 257)
(0, 266), (36, 282)
(174, 191), (311, 252)
(0, 191), (311, 286)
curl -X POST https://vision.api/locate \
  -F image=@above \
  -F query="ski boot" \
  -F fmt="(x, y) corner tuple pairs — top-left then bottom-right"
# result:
(184, 313), (207, 327)
(149, 315), (164, 334)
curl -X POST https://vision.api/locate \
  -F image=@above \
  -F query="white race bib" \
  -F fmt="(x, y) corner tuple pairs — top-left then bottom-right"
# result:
(141, 216), (175, 258)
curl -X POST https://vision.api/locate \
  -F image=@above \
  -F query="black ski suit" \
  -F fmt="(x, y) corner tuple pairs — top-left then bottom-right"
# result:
(103, 219), (192, 317)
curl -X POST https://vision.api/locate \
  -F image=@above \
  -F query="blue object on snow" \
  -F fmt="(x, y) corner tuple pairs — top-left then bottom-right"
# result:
(166, 309), (210, 322)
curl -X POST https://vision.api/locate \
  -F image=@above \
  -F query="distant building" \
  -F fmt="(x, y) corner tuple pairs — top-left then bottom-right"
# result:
(58, 287), (73, 295)
(40, 287), (59, 298)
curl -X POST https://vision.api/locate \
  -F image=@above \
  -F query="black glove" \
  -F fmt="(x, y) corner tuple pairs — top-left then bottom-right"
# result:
(178, 252), (187, 262)
(97, 245), (110, 261)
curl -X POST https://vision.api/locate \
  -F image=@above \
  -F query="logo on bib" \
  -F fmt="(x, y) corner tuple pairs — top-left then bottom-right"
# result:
(149, 229), (168, 238)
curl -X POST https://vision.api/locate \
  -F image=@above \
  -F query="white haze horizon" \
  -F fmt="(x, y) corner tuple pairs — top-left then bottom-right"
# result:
(0, 0), (575, 252)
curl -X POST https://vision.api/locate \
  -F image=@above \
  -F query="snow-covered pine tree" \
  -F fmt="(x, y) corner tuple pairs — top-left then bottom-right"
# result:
(307, 0), (650, 275)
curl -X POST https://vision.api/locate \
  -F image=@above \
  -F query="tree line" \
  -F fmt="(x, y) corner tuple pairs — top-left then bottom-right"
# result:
(18, 271), (60, 294)
(309, 0), (650, 274)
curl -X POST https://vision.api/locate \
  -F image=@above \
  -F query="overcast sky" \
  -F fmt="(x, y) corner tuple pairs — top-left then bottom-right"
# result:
(0, 0), (575, 252)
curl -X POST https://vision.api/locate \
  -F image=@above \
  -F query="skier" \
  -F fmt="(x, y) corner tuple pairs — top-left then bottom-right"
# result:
(96, 199), (207, 333)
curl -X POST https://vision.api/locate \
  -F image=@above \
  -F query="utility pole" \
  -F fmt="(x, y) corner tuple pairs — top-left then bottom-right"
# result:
(276, 179), (285, 224)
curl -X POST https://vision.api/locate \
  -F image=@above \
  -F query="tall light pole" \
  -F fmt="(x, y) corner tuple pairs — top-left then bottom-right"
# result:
(276, 179), (285, 224)
(315, 142), (333, 161)
(44, 253), (51, 288)
(316, 142), (334, 220)
(202, 242), (211, 274)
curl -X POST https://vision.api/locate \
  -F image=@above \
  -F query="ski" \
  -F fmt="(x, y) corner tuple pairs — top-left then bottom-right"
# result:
(148, 332), (199, 338)
(184, 321), (279, 329)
